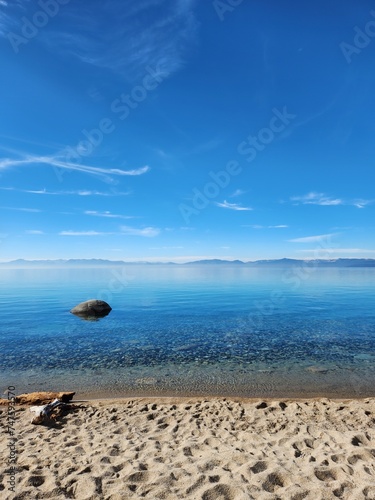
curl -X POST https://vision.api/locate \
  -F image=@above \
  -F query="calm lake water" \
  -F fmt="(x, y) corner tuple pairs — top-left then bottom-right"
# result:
(1, 265), (374, 398)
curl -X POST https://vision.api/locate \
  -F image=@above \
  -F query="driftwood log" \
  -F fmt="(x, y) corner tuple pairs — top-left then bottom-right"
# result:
(30, 398), (71, 425)
(0, 391), (75, 406)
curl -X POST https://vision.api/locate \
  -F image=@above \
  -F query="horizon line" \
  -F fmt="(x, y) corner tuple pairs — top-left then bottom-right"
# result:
(1, 257), (375, 265)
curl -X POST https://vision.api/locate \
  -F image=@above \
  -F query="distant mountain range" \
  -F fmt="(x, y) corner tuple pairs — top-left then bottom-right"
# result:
(189, 258), (375, 267)
(1, 258), (375, 267)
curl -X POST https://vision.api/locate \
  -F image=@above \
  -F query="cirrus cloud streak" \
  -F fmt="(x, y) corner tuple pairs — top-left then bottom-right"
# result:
(288, 233), (336, 243)
(215, 200), (253, 211)
(0, 153), (150, 179)
(290, 192), (372, 208)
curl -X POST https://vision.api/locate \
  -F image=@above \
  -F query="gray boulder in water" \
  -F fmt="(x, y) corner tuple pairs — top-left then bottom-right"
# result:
(70, 299), (112, 320)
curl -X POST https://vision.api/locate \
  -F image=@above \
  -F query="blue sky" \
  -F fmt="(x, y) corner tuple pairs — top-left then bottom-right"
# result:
(0, 0), (374, 262)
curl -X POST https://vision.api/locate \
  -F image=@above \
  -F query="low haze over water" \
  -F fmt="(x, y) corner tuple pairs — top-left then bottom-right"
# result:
(1, 265), (374, 398)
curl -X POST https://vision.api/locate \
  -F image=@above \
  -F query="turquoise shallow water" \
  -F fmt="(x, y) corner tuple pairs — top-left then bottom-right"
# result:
(0, 265), (374, 398)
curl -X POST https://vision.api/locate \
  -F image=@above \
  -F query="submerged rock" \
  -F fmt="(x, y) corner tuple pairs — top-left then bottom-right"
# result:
(305, 365), (329, 374)
(70, 299), (112, 320)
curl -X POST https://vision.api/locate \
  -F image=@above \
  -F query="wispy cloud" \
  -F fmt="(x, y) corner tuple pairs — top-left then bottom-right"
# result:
(59, 230), (108, 236)
(298, 248), (375, 254)
(290, 192), (372, 208)
(291, 192), (342, 206)
(215, 200), (253, 211)
(243, 224), (288, 229)
(1, 1), (51, 37)
(230, 189), (246, 197)
(84, 210), (135, 220)
(0, 1), (11, 36)
(288, 233), (336, 243)
(0, 153), (150, 179)
(25, 230), (44, 235)
(76, 190), (132, 196)
(352, 199), (372, 209)
(59, 226), (160, 237)
(0, 187), (131, 196)
(0, 206), (42, 213)
(120, 225), (160, 237)
(38, 0), (199, 81)
(154, 148), (173, 160)
(0, 134), (63, 153)
(190, 138), (221, 155)
(149, 246), (184, 250)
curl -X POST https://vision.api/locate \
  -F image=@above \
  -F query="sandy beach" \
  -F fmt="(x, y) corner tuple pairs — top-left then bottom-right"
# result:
(1, 395), (374, 499)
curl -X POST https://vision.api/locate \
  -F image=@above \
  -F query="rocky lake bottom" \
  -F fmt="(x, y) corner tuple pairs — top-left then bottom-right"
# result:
(1, 265), (374, 398)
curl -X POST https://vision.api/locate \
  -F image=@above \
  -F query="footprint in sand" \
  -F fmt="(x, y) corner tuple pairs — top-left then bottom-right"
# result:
(351, 434), (369, 446)
(314, 468), (337, 481)
(109, 445), (120, 456)
(127, 470), (149, 482)
(249, 460), (268, 474)
(262, 472), (286, 493)
(347, 454), (365, 465)
(202, 483), (237, 500)
(27, 475), (45, 487)
(186, 475), (206, 494)
(363, 486), (375, 498)
(183, 446), (193, 457)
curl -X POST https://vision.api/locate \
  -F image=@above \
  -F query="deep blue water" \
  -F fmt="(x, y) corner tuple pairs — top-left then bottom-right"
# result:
(1, 265), (374, 397)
